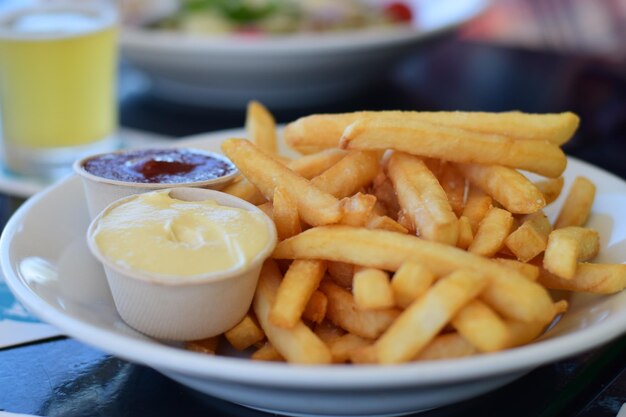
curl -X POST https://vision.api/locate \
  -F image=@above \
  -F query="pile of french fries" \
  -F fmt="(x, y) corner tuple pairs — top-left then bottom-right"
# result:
(185, 101), (626, 365)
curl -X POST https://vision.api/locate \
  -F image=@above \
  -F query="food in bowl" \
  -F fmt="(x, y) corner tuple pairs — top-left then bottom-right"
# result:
(87, 187), (277, 340)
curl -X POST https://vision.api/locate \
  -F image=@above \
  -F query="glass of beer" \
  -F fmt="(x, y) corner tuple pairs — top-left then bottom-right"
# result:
(0, 0), (118, 181)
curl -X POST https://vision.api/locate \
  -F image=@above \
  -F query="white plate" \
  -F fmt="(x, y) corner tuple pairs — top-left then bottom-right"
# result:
(120, 0), (490, 108)
(3, 129), (626, 417)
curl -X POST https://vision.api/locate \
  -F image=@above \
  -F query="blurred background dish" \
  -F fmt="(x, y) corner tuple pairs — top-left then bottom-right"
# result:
(120, 0), (489, 108)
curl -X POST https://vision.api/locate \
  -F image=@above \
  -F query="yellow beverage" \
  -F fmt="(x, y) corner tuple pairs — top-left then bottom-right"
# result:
(0, 4), (118, 178)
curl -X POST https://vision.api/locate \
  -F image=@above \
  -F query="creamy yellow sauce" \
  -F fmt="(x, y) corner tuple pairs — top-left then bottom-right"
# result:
(93, 191), (271, 276)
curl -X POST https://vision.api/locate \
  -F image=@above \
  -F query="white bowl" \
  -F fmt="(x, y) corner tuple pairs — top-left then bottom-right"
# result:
(86, 187), (277, 341)
(119, 0), (489, 108)
(2, 127), (626, 416)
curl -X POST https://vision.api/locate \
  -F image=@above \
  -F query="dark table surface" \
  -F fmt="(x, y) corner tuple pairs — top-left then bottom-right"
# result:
(1, 37), (626, 417)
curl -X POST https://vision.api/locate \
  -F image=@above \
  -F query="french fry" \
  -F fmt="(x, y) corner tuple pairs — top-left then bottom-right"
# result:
(222, 178), (267, 205)
(340, 193), (377, 226)
(246, 100), (277, 154)
(457, 163), (546, 214)
(505, 319), (550, 348)
(222, 139), (342, 226)
(535, 177), (565, 205)
(313, 320), (345, 343)
(224, 314), (265, 351)
(543, 227), (600, 279)
(372, 172), (402, 218)
(457, 216), (474, 249)
(374, 269), (487, 364)
(468, 207), (514, 257)
(311, 150), (380, 199)
(284, 111), (579, 153)
(273, 186), (302, 241)
(340, 118), (567, 178)
(365, 214), (409, 234)
(320, 280), (400, 339)
(302, 290), (328, 324)
(452, 300), (509, 352)
(504, 211), (552, 262)
(492, 258), (540, 281)
(537, 263), (626, 294)
(438, 163), (466, 216)
(185, 336), (220, 354)
(387, 152), (459, 245)
(273, 226), (556, 323)
(287, 148), (348, 180)
(327, 261), (355, 288)
(391, 261), (435, 308)
(415, 332), (477, 360)
(353, 268), (395, 310)
(251, 342), (284, 362)
(462, 185), (493, 234)
(554, 176), (596, 228)
(327, 333), (372, 363)
(269, 260), (326, 328)
(253, 260), (332, 364)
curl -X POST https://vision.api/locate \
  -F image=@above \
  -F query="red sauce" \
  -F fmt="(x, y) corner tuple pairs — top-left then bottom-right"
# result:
(83, 148), (237, 184)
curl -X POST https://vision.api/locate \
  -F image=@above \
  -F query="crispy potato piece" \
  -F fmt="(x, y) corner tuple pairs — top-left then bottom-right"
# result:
(457, 216), (474, 249)
(452, 300), (510, 352)
(537, 263), (626, 294)
(222, 139), (342, 226)
(224, 314), (265, 351)
(505, 319), (549, 348)
(468, 207), (514, 257)
(313, 320), (345, 343)
(555, 176), (596, 229)
(273, 226), (556, 323)
(349, 345), (378, 364)
(319, 280), (400, 339)
(504, 211), (552, 262)
(388, 152), (459, 245)
(222, 178), (267, 205)
(415, 332), (477, 360)
(311, 150), (380, 199)
(288, 148), (348, 179)
(462, 185), (493, 234)
(391, 261), (435, 308)
(269, 260), (326, 328)
(353, 268), (395, 310)
(340, 118), (567, 178)
(185, 336), (220, 354)
(365, 214), (409, 234)
(302, 290), (328, 324)
(535, 177), (565, 205)
(251, 342), (284, 362)
(543, 227), (600, 279)
(253, 260), (332, 364)
(327, 261), (355, 288)
(273, 186), (302, 241)
(340, 193), (377, 226)
(374, 269), (487, 363)
(284, 111), (579, 153)
(438, 163), (466, 216)
(246, 100), (277, 154)
(492, 258), (540, 281)
(457, 163), (546, 214)
(327, 333), (373, 363)
(372, 173), (402, 218)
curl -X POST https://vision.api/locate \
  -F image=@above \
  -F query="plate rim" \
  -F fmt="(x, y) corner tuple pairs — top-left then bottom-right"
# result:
(2, 131), (626, 390)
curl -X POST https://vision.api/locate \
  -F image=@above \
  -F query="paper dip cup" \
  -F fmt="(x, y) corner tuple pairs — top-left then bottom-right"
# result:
(74, 147), (239, 219)
(86, 187), (277, 341)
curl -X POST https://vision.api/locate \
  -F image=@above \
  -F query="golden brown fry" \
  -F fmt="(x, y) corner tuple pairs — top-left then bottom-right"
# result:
(535, 177), (565, 205)
(372, 173), (402, 218)
(340, 118), (567, 178)
(391, 261), (435, 309)
(462, 185), (493, 234)
(537, 263), (626, 294)
(388, 152), (458, 245)
(221, 139), (342, 226)
(222, 178), (267, 205)
(353, 268), (395, 310)
(302, 290), (328, 324)
(253, 260), (332, 364)
(246, 100), (277, 154)
(273, 186), (302, 241)
(504, 211), (552, 262)
(555, 176), (596, 228)
(269, 260), (326, 328)
(374, 269), (487, 363)
(340, 193), (377, 227)
(311, 150), (380, 199)
(327, 261), (355, 288)
(415, 332), (477, 360)
(365, 214), (409, 234)
(543, 227), (600, 279)
(438, 163), (466, 216)
(327, 333), (372, 363)
(492, 258), (540, 281)
(456, 215), (474, 249)
(320, 280), (400, 339)
(468, 207), (514, 257)
(287, 148), (348, 180)
(251, 342), (284, 362)
(505, 319), (549, 348)
(224, 314), (265, 351)
(452, 300), (509, 352)
(313, 320), (345, 343)
(273, 225), (556, 323)
(457, 163), (546, 214)
(185, 336), (220, 354)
